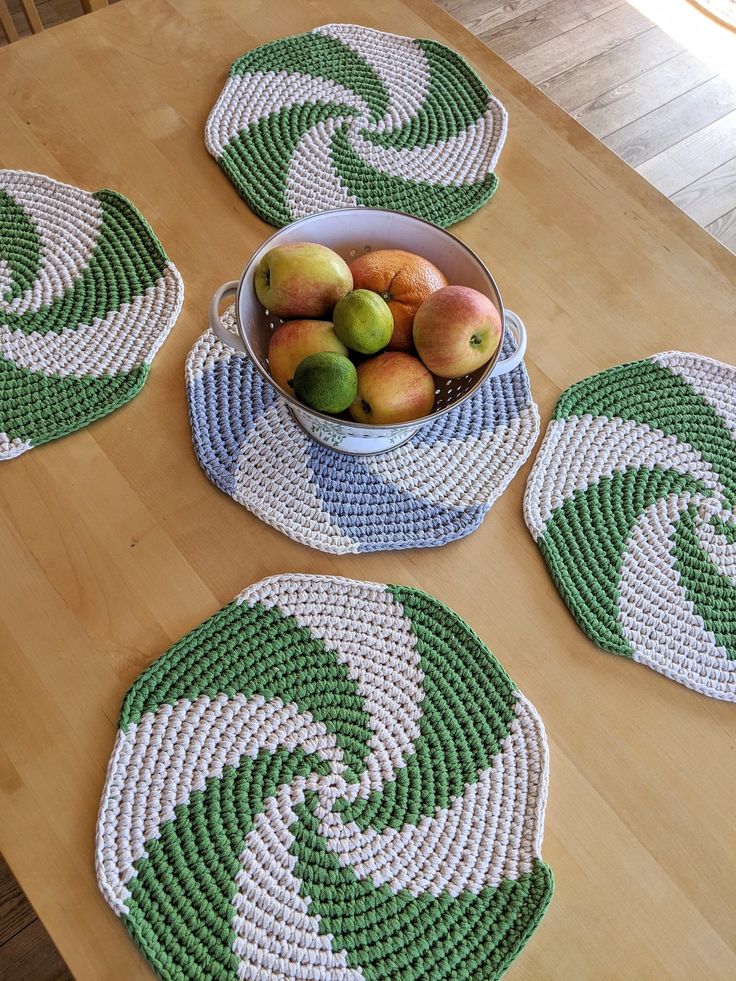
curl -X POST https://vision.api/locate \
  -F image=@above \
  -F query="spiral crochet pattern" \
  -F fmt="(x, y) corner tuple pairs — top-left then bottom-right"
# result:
(205, 24), (507, 228)
(525, 351), (736, 701)
(97, 573), (553, 980)
(185, 309), (538, 553)
(0, 170), (183, 460)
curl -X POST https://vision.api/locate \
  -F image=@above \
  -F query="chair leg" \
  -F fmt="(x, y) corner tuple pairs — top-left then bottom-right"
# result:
(80, 0), (109, 11)
(19, 0), (43, 33)
(0, 0), (19, 42)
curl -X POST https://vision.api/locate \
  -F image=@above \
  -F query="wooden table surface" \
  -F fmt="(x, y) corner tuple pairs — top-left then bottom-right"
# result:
(1, 0), (735, 978)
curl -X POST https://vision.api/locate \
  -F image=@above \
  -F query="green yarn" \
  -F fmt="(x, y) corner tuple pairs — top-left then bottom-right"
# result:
(364, 40), (491, 151)
(673, 505), (736, 658)
(218, 102), (357, 228)
(0, 356), (146, 445)
(3, 190), (169, 336)
(98, 577), (553, 979)
(0, 187), (41, 302)
(291, 793), (553, 981)
(206, 24), (507, 228)
(126, 749), (329, 980)
(0, 170), (182, 459)
(539, 466), (703, 656)
(329, 123), (499, 227)
(335, 584), (517, 831)
(553, 358), (736, 507)
(526, 351), (736, 701)
(230, 31), (390, 122)
(120, 599), (372, 781)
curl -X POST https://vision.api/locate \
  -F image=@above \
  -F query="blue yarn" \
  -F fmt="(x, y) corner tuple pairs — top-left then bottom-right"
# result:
(186, 324), (537, 554)
(305, 440), (488, 550)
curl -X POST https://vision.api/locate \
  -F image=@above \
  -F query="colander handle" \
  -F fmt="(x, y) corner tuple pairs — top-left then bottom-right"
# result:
(491, 310), (527, 377)
(209, 281), (245, 353)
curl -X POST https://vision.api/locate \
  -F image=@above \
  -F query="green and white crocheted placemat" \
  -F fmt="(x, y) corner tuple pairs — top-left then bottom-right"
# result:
(0, 170), (183, 460)
(97, 574), (553, 980)
(525, 351), (736, 702)
(205, 23), (507, 228)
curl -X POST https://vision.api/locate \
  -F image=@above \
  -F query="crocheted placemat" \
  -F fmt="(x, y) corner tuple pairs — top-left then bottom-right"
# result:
(97, 573), (553, 980)
(186, 308), (538, 553)
(0, 169), (183, 460)
(205, 23), (507, 228)
(525, 351), (736, 702)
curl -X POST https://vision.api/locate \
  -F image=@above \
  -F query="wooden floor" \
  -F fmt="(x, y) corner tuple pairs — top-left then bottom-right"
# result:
(0, 0), (734, 976)
(0, 856), (70, 981)
(440, 0), (736, 251)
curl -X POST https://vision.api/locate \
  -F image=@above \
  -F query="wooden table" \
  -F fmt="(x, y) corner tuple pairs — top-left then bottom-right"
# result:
(1, 0), (735, 977)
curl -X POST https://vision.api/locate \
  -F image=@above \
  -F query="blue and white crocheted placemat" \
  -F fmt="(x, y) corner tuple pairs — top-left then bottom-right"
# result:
(186, 307), (538, 554)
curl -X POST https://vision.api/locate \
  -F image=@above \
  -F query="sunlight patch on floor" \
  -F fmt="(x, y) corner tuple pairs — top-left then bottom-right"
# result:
(627, 0), (736, 83)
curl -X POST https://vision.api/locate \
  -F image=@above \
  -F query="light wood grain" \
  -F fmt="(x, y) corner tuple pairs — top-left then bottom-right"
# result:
(511, 3), (652, 82)
(605, 74), (736, 166)
(539, 25), (684, 109)
(439, 0), (736, 251)
(482, 0), (623, 59)
(574, 49), (714, 137)
(1, 1), (735, 979)
(445, 0), (553, 36)
(707, 206), (736, 249)
(638, 108), (736, 194)
(2, 0), (106, 41)
(671, 154), (736, 225)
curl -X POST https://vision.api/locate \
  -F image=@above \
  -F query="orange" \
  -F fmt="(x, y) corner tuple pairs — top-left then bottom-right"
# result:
(348, 250), (447, 352)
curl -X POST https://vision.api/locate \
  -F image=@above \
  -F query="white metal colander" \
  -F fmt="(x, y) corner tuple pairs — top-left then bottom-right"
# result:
(209, 208), (526, 454)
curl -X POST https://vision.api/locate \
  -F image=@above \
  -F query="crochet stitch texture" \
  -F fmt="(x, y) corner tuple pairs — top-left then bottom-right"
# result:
(0, 170), (183, 459)
(96, 573), (553, 980)
(186, 308), (539, 553)
(205, 24), (508, 228)
(524, 351), (736, 701)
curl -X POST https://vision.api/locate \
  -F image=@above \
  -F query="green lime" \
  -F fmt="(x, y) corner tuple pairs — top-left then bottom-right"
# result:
(291, 352), (358, 414)
(333, 289), (394, 354)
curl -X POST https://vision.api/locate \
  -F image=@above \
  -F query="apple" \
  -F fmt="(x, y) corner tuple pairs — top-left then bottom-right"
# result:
(267, 320), (348, 392)
(413, 285), (502, 378)
(349, 352), (436, 425)
(254, 242), (352, 318)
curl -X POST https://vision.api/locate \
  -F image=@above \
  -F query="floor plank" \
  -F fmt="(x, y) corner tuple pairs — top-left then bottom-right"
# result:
(447, 0), (553, 36)
(638, 109), (736, 192)
(574, 50), (715, 138)
(605, 74), (736, 167)
(540, 26), (684, 111)
(511, 3), (653, 83)
(671, 155), (736, 225)
(0, 856), (71, 981)
(635, 152), (695, 197)
(437, 0), (736, 250)
(0, 919), (72, 981)
(707, 207), (736, 251)
(484, 0), (624, 60)
(0, 856), (34, 945)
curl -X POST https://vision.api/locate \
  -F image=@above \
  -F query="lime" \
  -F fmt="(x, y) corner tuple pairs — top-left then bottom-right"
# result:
(291, 352), (358, 414)
(333, 289), (394, 354)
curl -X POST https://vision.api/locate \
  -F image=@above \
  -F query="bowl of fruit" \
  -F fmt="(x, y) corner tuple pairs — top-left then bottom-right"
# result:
(209, 208), (526, 455)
